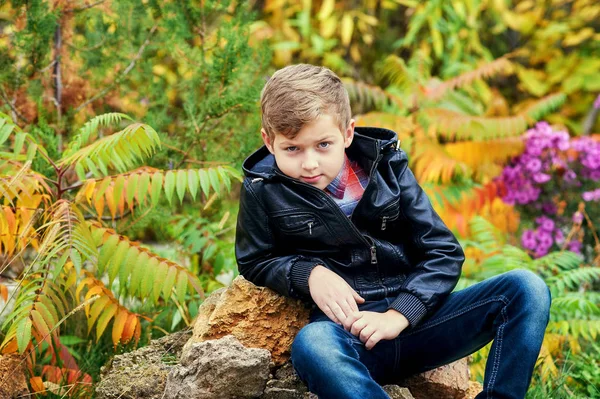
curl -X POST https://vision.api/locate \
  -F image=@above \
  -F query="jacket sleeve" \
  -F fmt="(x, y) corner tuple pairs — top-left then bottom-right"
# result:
(387, 150), (465, 327)
(235, 180), (325, 299)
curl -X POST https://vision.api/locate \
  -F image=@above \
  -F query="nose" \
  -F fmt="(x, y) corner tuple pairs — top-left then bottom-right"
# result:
(302, 153), (318, 172)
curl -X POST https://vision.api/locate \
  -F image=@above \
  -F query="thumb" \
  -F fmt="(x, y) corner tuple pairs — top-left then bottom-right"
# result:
(352, 290), (365, 304)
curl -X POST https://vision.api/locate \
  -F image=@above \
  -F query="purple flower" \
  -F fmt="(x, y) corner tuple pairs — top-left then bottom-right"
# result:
(572, 212), (583, 224)
(537, 217), (555, 232)
(583, 191), (595, 201)
(564, 170), (577, 181)
(554, 229), (565, 244)
(594, 94), (600, 110)
(533, 173), (551, 184)
(567, 240), (582, 254)
(541, 202), (557, 215)
(526, 158), (542, 172)
(537, 230), (554, 248)
(521, 230), (537, 250)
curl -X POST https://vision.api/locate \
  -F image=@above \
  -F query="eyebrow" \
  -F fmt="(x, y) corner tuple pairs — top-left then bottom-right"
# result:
(279, 135), (337, 146)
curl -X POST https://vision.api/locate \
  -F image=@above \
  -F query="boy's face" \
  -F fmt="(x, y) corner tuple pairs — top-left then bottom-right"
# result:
(262, 114), (355, 191)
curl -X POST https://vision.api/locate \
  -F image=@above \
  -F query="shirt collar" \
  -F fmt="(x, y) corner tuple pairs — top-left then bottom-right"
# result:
(326, 153), (350, 199)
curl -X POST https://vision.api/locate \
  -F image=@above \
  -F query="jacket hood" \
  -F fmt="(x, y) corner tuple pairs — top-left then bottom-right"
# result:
(242, 126), (398, 179)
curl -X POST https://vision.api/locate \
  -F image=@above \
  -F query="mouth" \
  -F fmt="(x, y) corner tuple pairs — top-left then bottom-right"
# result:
(300, 175), (323, 183)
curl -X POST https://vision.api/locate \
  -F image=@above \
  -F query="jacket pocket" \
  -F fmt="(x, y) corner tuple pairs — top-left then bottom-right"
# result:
(271, 212), (343, 248)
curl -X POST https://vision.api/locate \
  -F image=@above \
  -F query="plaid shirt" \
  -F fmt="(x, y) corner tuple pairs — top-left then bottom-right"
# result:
(325, 153), (369, 217)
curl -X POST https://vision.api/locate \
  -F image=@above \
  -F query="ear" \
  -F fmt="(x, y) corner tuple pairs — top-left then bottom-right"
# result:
(344, 119), (355, 148)
(261, 129), (275, 154)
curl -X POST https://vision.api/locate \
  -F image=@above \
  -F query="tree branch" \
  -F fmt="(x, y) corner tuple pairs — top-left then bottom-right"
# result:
(74, 24), (158, 113)
(0, 86), (30, 124)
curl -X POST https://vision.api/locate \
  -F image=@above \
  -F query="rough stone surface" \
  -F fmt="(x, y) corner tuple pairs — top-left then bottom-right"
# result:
(164, 334), (271, 399)
(95, 329), (191, 399)
(0, 355), (28, 398)
(183, 276), (310, 365)
(464, 380), (484, 399)
(383, 385), (416, 399)
(399, 358), (470, 399)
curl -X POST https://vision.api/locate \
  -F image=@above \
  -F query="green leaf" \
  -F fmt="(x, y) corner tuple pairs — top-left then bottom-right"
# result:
(188, 170), (199, 201)
(208, 169), (221, 195)
(140, 256), (159, 301)
(162, 266), (178, 300)
(137, 172), (150, 207)
(129, 250), (148, 297)
(151, 172), (163, 207)
(176, 170), (187, 204)
(153, 262), (169, 304)
(16, 317), (32, 353)
(98, 234), (119, 275)
(176, 271), (188, 304)
(198, 169), (210, 197)
(126, 173), (139, 209)
(164, 171), (175, 205)
(119, 244), (138, 292)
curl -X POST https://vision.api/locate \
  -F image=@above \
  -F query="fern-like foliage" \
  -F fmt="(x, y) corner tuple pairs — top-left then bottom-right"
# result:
(58, 122), (161, 179)
(343, 79), (400, 113)
(76, 272), (142, 346)
(462, 216), (600, 381)
(426, 57), (514, 100)
(89, 222), (203, 303)
(75, 165), (242, 219)
(62, 113), (132, 159)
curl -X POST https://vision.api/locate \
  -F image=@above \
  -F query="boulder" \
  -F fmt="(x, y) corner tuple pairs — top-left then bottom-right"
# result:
(164, 335), (271, 399)
(0, 355), (28, 398)
(95, 329), (191, 399)
(398, 357), (472, 399)
(182, 276), (310, 365)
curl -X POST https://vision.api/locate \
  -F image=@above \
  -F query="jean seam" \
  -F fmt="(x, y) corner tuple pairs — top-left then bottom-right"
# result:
(399, 295), (509, 338)
(487, 304), (508, 399)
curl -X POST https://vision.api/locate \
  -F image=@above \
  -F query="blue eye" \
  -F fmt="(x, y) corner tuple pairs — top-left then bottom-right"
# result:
(285, 146), (298, 152)
(318, 142), (331, 149)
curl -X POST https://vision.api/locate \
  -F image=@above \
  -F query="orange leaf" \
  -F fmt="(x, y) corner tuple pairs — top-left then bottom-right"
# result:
(31, 309), (52, 345)
(0, 283), (8, 303)
(104, 185), (116, 219)
(121, 313), (138, 344)
(112, 309), (129, 347)
(30, 376), (44, 392)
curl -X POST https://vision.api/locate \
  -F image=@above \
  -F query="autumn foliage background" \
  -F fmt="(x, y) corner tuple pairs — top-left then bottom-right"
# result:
(0, 0), (599, 397)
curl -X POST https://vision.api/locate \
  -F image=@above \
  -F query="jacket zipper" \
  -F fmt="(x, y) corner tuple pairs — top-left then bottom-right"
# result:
(274, 143), (385, 265)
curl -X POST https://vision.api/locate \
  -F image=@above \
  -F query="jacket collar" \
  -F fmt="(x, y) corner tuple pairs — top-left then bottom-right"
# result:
(242, 126), (398, 180)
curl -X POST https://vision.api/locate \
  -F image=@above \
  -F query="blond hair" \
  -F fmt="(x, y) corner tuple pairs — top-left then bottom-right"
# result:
(260, 64), (351, 141)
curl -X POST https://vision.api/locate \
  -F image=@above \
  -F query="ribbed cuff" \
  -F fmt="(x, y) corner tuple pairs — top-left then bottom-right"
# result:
(388, 292), (427, 327)
(290, 258), (323, 297)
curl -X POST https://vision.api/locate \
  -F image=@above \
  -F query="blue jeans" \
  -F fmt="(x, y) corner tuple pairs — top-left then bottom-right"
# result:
(291, 269), (552, 399)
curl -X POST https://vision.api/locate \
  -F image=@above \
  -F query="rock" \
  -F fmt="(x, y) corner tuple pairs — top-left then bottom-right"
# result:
(0, 355), (28, 398)
(383, 385), (416, 399)
(399, 358), (470, 399)
(95, 329), (191, 399)
(464, 380), (483, 399)
(183, 276), (310, 365)
(164, 335), (271, 399)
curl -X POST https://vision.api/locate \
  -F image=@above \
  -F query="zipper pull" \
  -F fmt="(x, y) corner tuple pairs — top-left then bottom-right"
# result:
(370, 245), (377, 264)
(381, 216), (388, 231)
(308, 222), (313, 235)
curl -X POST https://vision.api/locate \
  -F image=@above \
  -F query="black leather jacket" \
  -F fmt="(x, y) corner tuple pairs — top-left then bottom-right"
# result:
(235, 127), (465, 326)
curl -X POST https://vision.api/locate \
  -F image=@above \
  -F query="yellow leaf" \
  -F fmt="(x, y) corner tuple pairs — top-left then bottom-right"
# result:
(96, 302), (118, 341)
(320, 15), (337, 39)
(317, 0), (335, 20)
(340, 13), (354, 47)
(562, 28), (594, 47)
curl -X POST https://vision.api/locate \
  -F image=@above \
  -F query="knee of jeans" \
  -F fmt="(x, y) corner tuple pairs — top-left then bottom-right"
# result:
(291, 322), (343, 368)
(507, 269), (551, 316)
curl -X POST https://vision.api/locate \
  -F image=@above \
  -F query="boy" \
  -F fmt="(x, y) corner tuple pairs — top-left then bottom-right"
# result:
(235, 64), (551, 399)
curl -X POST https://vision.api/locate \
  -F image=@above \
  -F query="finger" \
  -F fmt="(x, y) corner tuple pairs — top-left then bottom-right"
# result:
(350, 319), (366, 336)
(339, 299), (355, 323)
(328, 302), (348, 325)
(360, 325), (375, 344)
(323, 306), (341, 325)
(352, 290), (365, 304)
(343, 310), (362, 331)
(365, 332), (382, 350)
(346, 297), (359, 314)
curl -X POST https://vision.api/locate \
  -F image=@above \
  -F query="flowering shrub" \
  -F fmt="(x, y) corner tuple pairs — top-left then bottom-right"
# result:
(496, 121), (600, 259)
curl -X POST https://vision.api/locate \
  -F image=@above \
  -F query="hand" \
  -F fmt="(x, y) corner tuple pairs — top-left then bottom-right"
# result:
(308, 266), (365, 325)
(345, 309), (409, 350)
